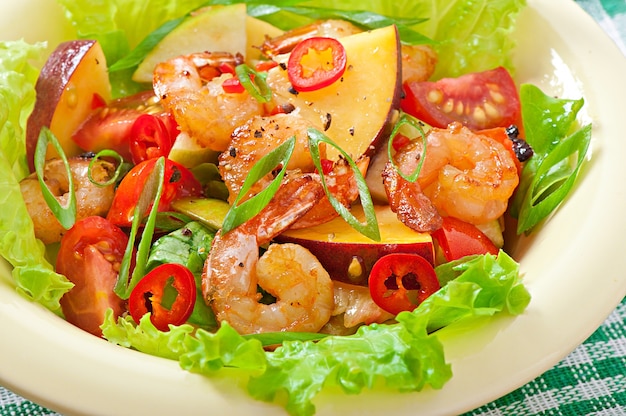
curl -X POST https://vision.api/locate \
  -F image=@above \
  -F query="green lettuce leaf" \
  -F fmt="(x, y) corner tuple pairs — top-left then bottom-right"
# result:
(101, 251), (527, 416)
(0, 41), (73, 314)
(304, 0), (527, 79)
(510, 84), (592, 234)
(146, 221), (218, 330)
(57, 0), (526, 94)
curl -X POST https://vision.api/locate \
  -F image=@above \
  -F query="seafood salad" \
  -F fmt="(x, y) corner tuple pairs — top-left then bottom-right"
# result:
(0, 0), (592, 415)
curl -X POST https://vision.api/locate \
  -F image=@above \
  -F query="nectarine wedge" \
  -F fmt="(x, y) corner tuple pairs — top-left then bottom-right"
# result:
(26, 39), (111, 171)
(276, 204), (434, 286)
(265, 25), (402, 161)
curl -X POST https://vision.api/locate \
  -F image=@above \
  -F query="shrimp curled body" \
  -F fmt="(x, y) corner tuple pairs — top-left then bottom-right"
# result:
(418, 122), (519, 224)
(153, 51), (265, 152)
(203, 174), (335, 334)
(19, 155), (117, 244)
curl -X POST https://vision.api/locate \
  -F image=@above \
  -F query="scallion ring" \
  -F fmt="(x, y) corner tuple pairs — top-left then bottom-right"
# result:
(34, 127), (76, 230)
(387, 113), (428, 183)
(308, 128), (380, 242)
(235, 64), (272, 103)
(87, 149), (127, 187)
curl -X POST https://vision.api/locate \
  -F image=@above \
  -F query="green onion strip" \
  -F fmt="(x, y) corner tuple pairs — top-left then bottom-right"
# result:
(307, 128), (381, 242)
(115, 156), (166, 299)
(33, 127), (77, 230)
(221, 136), (296, 234)
(387, 113), (428, 183)
(235, 64), (272, 103)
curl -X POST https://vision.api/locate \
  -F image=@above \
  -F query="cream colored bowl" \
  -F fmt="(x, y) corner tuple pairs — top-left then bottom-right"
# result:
(1, 0), (626, 415)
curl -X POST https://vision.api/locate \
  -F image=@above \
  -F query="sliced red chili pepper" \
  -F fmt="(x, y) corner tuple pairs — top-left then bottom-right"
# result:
(222, 76), (245, 94)
(128, 263), (196, 331)
(369, 253), (440, 315)
(129, 113), (173, 164)
(432, 216), (499, 262)
(287, 37), (347, 92)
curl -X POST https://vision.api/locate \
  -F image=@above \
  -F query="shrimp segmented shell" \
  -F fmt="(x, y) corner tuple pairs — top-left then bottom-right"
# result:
(417, 122), (519, 225)
(153, 51), (265, 152)
(220, 113), (323, 205)
(19, 155), (117, 244)
(382, 141), (443, 233)
(202, 173), (334, 334)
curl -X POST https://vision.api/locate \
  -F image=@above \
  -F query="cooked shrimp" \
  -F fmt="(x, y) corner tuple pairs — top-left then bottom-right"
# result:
(203, 173), (334, 334)
(382, 141), (443, 233)
(220, 112), (369, 229)
(329, 281), (394, 330)
(219, 113), (323, 205)
(289, 155), (369, 229)
(259, 19), (362, 58)
(19, 154), (117, 244)
(153, 51), (265, 152)
(401, 44), (438, 84)
(416, 122), (519, 224)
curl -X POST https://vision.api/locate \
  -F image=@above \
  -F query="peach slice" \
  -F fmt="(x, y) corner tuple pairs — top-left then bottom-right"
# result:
(276, 204), (434, 286)
(265, 25), (402, 161)
(26, 39), (111, 171)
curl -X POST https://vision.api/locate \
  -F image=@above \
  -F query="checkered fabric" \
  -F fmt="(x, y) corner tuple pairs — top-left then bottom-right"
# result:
(464, 299), (626, 416)
(1, 1), (625, 415)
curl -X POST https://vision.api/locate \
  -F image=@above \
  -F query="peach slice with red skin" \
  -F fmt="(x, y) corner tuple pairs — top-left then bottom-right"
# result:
(26, 39), (111, 171)
(265, 24), (402, 161)
(276, 204), (434, 286)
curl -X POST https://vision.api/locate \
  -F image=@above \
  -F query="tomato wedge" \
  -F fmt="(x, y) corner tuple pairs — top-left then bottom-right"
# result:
(72, 90), (178, 160)
(128, 263), (196, 331)
(432, 216), (499, 263)
(401, 66), (521, 130)
(129, 113), (174, 164)
(106, 158), (202, 227)
(369, 253), (440, 315)
(287, 37), (347, 92)
(56, 216), (128, 337)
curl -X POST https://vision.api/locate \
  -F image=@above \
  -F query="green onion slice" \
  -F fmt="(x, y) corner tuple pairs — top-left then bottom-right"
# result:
(307, 128), (380, 242)
(387, 113), (428, 183)
(115, 156), (166, 299)
(34, 127), (76, 230)
(221, 136), (296, 234)
(87, 149), (127, 187)
(235, 64), (272, 103)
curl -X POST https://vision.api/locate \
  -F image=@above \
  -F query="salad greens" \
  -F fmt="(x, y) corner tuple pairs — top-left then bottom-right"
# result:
(0, 0), (593, 414)
(57, 0), (526, 97)
(102, 250), (528, 416)
(510, 85), (592, 233)
(0, 41), (72, 313)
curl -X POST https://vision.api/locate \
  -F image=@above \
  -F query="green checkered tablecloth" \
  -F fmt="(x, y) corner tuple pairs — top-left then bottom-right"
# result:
(1, 1), (625, 415)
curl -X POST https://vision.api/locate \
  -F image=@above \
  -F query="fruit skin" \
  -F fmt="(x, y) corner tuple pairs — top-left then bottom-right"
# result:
(265, 25), (402, 161)
(276, 205), (434, 286)
(26, 39), (111, 171)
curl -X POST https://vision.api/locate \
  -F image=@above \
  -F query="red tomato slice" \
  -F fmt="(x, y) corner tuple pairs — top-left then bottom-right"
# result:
(401, 66), (521, 130)
(287, 37), (347, 92)
(128, 263), (196, 331)
(129, 114), (174, 164)
(432, 216), (499, 263)
(369, 253), (440, 315)
(72, 90), (178, 160)
(56, 216), (129, 337)
(106, 158), (203, 227)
